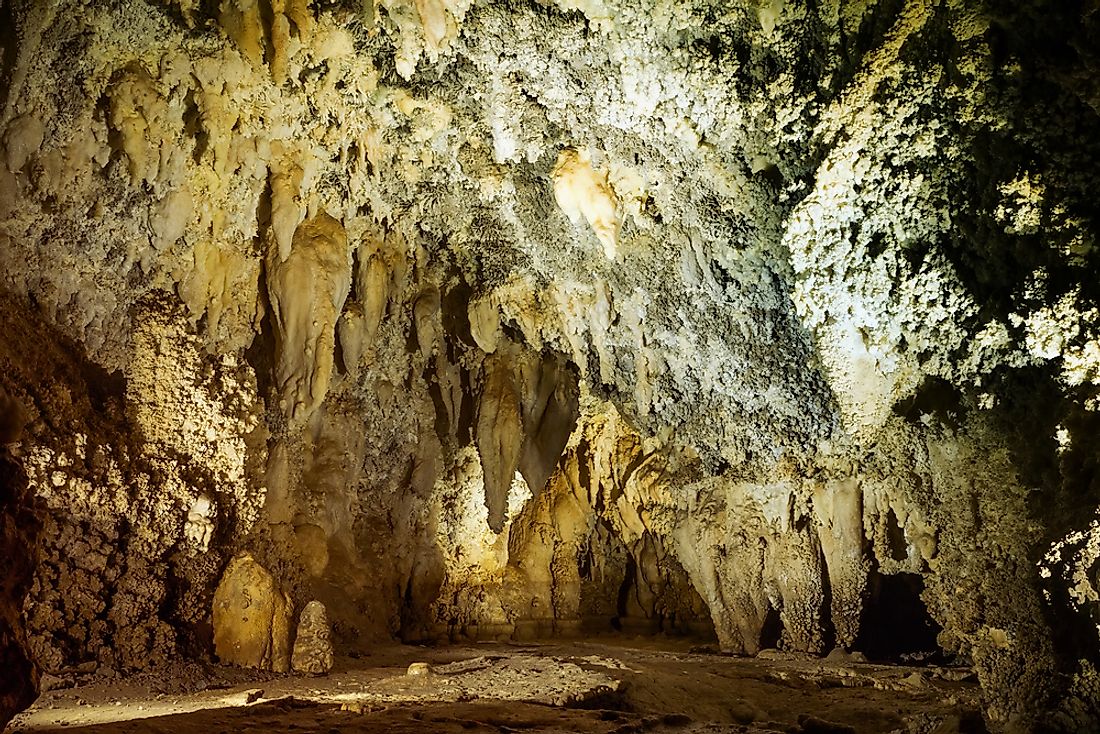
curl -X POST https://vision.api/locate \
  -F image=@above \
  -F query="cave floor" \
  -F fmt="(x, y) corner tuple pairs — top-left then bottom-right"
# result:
(7, 638), (983, 734)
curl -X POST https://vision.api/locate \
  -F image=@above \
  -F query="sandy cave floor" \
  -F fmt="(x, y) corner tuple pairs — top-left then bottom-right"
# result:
(6, 639), (985, 734)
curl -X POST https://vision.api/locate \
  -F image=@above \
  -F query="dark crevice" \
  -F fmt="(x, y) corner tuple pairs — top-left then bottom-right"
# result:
(855, 571), (943, 664)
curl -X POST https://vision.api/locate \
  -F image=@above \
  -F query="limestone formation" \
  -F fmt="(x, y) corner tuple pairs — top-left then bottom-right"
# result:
(476, 356), (523, 533)
(551, 149), (621, 260)
(267, 212), (353, 427)
(184, 493), (215, 552)
(406, 661), (432, 676)
(0, 0), (1098, 730)
(291, 600), (334, 675)
(0, 435), (40, 729)
(213, 554), (293, 672)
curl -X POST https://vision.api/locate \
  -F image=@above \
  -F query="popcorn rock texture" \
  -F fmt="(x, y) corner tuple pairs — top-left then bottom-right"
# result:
(0, 412), (40, 730)
(0, 0), (1099, 729)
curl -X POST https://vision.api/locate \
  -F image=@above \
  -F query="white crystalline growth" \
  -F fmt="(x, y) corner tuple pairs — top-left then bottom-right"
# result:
(184, 492), (215, 551)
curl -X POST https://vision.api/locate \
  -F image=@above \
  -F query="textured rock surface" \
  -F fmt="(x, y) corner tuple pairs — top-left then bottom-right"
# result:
(292, 600), (334, 675)
(212, 553), (292, 672)
(0, 0), (1098, 730)
(0, 405), (40, 730)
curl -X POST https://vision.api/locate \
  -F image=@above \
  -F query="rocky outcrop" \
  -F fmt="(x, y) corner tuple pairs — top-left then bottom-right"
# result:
(212, 553), (292, 672)
(0, 0), (1099, 729)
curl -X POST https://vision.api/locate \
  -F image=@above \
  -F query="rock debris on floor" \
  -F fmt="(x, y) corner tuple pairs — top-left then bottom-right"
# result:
(8, 641), (983, 734)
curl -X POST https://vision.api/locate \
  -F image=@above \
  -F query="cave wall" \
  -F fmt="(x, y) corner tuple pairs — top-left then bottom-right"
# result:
(0, 383), (39, 730)
(1, 0), (1100, 729)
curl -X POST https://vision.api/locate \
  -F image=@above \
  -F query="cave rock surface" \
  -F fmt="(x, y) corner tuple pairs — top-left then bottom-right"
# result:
(0, 0), (1099, 729)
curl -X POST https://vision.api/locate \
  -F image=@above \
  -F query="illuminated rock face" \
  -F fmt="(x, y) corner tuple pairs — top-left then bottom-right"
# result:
(267, 211), (352, 427)
(1, 0), (1099, 729)
(551, 149), (620, 260)
(213, 554), (293, 672)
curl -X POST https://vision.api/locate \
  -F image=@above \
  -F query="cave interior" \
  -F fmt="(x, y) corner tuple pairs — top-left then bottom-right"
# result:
(2, 0), (1100, 732)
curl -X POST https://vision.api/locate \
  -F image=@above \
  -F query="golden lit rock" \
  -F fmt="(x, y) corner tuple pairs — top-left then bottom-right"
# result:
(212, 553), (293, 672)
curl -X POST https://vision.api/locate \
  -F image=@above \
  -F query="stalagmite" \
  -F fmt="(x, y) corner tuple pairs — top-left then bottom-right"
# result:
(291, 600), (334, 675)
(813, 478), (869, 650)
(212, 554), (293, 672)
